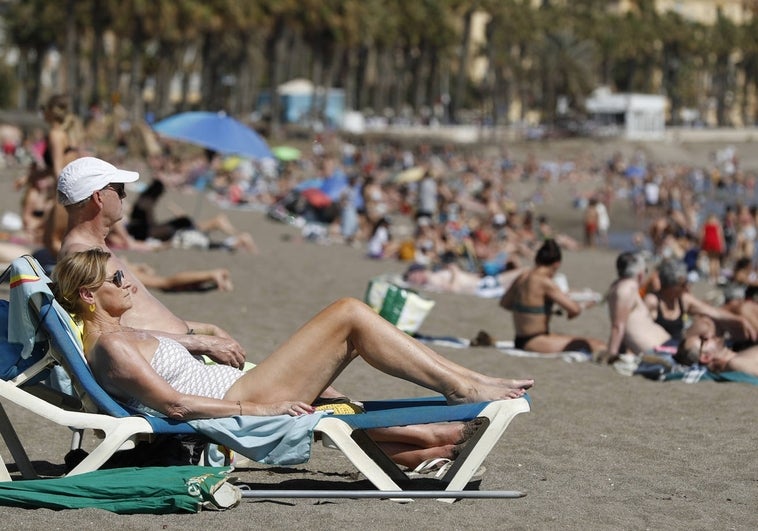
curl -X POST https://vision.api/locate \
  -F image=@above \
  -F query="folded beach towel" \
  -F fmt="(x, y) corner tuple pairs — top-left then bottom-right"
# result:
(189, 412), (326, 466)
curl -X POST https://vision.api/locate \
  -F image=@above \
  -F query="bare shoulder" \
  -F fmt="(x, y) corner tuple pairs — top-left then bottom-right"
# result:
(96, 330), (154, 356)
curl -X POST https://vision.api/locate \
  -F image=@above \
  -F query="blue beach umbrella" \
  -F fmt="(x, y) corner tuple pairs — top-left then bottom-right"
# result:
(153, 111), (273, 159)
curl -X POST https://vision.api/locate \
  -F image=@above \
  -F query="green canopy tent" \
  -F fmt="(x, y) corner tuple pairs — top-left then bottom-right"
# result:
(0, 466), (239, 514)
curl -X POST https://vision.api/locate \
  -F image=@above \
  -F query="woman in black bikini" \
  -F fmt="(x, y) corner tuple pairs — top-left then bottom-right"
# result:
(645, 258), (757, 345)
(500, 239), (607, 355)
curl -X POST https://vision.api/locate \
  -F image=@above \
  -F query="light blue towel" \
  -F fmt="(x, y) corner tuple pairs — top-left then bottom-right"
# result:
(189, 412), (326, 466)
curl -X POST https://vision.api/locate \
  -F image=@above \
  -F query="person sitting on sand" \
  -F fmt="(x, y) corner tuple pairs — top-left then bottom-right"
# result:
(403, 262), (526, 296)
(606, 252), (754, 364)
(643, 258), (756, 345)
(606, 251), (674, 361)
(53, 248), (534, 467)
(500, 239), (606, 355)
(674, 334), (758, 378)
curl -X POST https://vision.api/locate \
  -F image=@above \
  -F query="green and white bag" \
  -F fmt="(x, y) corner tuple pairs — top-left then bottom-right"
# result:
(364, 278), (436, 334)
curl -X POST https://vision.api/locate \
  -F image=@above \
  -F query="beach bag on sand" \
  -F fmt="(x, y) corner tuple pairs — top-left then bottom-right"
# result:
(364, 279), (435, 334)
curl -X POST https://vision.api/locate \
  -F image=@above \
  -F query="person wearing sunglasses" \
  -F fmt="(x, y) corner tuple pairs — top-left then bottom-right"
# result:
(52, 248), (532, 468)
(57, 156), (248, 369)
(674, 334), (758, 378)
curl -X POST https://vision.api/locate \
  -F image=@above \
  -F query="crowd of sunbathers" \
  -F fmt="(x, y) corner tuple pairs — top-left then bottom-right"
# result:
(5, 104), (758, 375)
(1, 97), (756, 482)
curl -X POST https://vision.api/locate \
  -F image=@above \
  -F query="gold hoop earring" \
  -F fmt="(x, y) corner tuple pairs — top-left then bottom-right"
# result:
(89, 304), (96, 313)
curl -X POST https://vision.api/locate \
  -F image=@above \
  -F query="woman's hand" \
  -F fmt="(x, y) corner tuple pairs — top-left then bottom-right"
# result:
(244, 401), (316, 417)
(262, 401), (316, 417)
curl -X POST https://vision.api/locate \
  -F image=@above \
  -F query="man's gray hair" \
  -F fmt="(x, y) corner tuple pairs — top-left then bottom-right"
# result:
(616, 251), (646, 279)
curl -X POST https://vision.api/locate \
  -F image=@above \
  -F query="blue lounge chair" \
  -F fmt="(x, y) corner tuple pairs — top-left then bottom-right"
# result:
(0, 256), (530, 501)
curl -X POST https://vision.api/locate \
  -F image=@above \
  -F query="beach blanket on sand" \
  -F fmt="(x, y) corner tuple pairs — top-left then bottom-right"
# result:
(661, 367), (758, 385)
(622, 353), (758, 385)
(413, 333), (592, 363)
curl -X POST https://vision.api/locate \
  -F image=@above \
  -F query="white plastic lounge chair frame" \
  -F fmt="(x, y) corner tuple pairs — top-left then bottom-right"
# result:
(0, 256), (530, 502)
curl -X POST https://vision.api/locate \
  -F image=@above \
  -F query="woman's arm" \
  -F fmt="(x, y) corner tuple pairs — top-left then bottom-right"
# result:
(545, 279), (582, 318)
(93, 334), (311, 419)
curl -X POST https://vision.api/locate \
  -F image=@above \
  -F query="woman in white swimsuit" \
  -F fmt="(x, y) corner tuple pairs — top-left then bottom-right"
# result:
(54, 249), (533, 466)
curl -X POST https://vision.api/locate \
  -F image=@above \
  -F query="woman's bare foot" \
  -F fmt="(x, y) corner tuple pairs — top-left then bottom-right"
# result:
(446, 379), (531, 404)
(472, 373), (534, 393)
(211, 269), (233, 291)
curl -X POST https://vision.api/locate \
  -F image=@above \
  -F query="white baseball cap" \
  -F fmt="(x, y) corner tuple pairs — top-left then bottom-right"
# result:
(57, 157), (139, 206)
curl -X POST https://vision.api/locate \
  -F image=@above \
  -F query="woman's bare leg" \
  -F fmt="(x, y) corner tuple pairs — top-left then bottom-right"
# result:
(524, 333), (606, 354)
(135, 268), (233, 292)
(375, 442), (456, 469)
(225, 298), (532, 405)
(367, 421), (484, 468)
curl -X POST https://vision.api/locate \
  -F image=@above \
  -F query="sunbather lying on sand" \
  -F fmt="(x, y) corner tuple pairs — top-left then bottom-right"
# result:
(129, 261), (233, 292)
(404, 262), (526, 296)
(675, 334), (758, 377)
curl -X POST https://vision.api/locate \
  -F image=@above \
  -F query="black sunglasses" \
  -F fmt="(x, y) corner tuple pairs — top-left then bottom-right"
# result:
(107, 270), (125, 288)
(101, 183), (126, 199)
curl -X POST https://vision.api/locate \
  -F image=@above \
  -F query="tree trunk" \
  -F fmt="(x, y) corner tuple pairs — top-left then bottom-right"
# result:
(128, 20), (145, 123)
(451, 7), (475, 123)
(64, 0), (78, 108)
(89, 0), (105, 110)
(344, 47), (358, 111)
(266, 18), (289, 139)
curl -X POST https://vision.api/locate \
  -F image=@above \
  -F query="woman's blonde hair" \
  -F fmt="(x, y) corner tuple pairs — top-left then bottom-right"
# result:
(52, 248), (111, 315)
(43, 94), (83, 146)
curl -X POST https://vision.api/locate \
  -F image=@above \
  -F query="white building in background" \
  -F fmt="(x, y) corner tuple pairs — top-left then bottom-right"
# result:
(585, 87), (667, 140)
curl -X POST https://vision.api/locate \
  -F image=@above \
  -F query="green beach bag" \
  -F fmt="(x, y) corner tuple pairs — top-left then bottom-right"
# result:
(364, 278), (435, 334)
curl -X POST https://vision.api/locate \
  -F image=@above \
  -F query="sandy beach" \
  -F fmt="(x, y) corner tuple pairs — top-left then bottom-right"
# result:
(0, 139), (755, 530)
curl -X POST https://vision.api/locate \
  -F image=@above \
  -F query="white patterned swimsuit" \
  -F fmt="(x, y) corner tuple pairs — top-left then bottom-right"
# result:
(127, 337), (244, 415)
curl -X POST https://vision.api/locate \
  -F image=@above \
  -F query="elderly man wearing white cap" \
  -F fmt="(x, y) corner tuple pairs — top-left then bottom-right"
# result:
(57, 157), (248, 368)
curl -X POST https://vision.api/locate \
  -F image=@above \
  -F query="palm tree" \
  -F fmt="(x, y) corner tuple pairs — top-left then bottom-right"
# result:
(4, 0), (66, 110)
(709, 8), (738, 126)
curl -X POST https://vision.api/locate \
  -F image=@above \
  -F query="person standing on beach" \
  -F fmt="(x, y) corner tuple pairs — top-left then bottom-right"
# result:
(699, 212), (726, 284)
(583, 198), (600, 247)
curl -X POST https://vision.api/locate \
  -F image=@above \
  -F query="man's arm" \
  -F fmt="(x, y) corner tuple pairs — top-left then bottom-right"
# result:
(684, 293), (757, 342)
(146, 327), (247, 368)
(607, 285), (633, 356)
